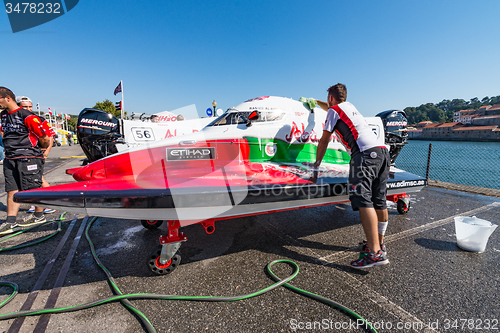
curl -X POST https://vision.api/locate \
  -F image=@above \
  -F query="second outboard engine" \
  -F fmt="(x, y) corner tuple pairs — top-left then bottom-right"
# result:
(376, 110), (408, 165)
(77, 108), (123, 163)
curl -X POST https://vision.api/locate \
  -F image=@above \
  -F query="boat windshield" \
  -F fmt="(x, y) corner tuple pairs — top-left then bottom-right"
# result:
(207, 109), (285, 126)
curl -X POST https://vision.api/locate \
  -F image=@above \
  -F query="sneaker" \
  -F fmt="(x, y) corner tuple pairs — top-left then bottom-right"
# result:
(19, 214), (46, 227)
(43, 208), (56, 214)
(360, 239), (387, 254)
(0, 222), (20, 235)
(351, 247), (389, 269)
(27, 205), (35, 213)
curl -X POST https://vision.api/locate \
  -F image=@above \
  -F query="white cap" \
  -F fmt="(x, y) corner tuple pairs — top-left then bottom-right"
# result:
(16, 96), (32, 104)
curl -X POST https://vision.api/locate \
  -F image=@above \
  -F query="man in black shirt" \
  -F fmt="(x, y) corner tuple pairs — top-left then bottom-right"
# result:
(0, 87), (52, 235)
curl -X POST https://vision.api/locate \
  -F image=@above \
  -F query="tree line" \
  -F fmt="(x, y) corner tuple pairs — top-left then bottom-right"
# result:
(404, 95), (500, 125)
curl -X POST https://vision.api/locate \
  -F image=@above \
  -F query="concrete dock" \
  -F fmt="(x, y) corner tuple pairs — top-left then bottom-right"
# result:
(1, 144), (499, 333)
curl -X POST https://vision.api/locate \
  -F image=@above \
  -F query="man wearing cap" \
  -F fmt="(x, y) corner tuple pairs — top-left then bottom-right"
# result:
(16, 96), (57, 215)
(0, 87), (53, 235)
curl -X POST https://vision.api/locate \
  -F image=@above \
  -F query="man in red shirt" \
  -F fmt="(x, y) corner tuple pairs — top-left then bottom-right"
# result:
(16, 96), (56, 215)
(0, 87), (53, 235)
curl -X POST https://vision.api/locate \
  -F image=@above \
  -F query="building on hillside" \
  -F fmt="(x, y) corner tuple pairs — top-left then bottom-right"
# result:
(452, 126), (500, 140)
(471, 115), (500, 126)
(478, 105), (492, 113)
(453, 109), (484, 123)
(453, 110), (472, 123)
(422, 122), (462, 139)
(407, 129), (422, 139)
(485, 104), (500, 116)
(408, 104), (500, 141)
(409, 121), (500, 141)
(416, 121), (433, 128)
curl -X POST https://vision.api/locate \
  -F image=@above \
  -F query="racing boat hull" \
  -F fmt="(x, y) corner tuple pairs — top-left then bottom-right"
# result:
(15, 96), (424, 225)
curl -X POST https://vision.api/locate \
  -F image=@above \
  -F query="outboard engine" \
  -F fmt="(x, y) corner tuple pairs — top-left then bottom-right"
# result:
(77, 108), (123, 163)
(376, 110), (408, 165)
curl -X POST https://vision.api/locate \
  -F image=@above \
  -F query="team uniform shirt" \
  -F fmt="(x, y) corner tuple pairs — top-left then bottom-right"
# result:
(324, 102), (385, 156)
(39, 115), (56, 137)
(0, 107), (51, 159)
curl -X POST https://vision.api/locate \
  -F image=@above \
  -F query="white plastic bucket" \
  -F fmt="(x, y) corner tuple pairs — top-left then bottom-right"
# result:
(454, 216), (498, 253)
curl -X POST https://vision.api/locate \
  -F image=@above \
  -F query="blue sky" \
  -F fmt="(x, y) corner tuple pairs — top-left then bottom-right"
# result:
(1, 0), (499, 119)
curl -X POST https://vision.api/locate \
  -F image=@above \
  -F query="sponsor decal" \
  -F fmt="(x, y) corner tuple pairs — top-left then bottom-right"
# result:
(249, 106), (277, 110)
(265, 142), (277, 157)
(245, 96), (270, 103)
(164, 129), (177, 139)
(247, 162), (348, 185)
(80, 118), (117, 128)
(387, 180), (425, 189)
(27, 164), (37, 171)
(386, 121), (407, 126)
(167, 147), (215, 161)
(285, 122), (321, 143)
(157, 115), (178, 122)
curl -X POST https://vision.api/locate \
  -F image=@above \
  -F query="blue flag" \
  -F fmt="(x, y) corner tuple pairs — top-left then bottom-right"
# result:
(114, 82), (122, 95)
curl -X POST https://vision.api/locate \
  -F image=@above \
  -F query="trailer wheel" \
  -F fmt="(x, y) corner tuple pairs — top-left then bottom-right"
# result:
(397, 199), (410, 214)
(148, 247), (181, 275)
(141, 220), (163, 229)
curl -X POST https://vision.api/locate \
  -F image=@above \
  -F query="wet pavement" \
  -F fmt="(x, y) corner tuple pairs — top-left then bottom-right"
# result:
(1, 144), (499, 333)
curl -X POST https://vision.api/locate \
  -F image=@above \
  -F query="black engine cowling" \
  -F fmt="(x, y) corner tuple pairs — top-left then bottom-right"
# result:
(376, 110), (408, 165)
(77, 108), (122, 163)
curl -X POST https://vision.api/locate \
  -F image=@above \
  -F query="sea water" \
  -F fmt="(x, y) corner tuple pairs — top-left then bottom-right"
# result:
(396, 140), (500, 190)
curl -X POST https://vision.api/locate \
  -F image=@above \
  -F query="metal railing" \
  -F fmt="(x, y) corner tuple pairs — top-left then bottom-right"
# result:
(396, 142), (500, 190)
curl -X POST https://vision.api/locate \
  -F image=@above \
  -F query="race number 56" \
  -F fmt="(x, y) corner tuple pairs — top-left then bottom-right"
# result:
(132, 128), (155, 142)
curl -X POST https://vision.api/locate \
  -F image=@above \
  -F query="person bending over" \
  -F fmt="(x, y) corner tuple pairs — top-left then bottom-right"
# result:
(305, 83), (390, 269)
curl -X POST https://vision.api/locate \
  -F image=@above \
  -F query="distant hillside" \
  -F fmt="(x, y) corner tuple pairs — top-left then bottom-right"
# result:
(404, 95), (500, 124)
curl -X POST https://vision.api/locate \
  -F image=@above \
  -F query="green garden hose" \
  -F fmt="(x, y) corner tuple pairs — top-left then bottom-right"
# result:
(0, 282), (18, 309)
(0, 215), (377, 333)
(0, 213), (66, 252)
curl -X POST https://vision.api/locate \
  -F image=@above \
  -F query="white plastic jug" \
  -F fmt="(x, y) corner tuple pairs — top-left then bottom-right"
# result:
(454, 216), (498, 253)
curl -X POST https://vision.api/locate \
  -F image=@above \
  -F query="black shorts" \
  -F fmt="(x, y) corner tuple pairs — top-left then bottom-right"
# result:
(348, 147), (390, 211)
(4, 158), (45, 192)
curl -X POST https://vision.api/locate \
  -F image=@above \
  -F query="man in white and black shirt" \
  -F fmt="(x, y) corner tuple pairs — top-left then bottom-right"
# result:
(307, 83), (391, 269)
